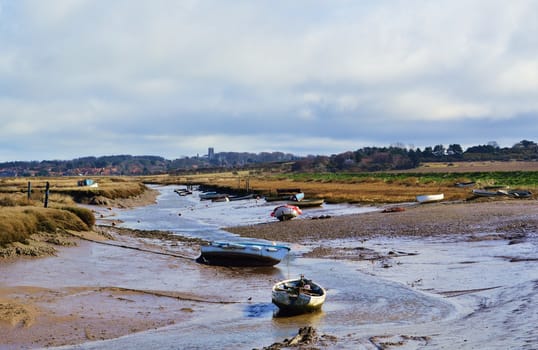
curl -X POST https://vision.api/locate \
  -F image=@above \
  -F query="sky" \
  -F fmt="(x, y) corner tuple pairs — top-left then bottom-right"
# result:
(0, 0), (537, 162)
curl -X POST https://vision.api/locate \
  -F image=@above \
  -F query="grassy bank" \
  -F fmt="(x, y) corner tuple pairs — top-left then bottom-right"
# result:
(0, 206), (95, 247)
(0, 177), (147, 205)
(0, 177), (148, 253)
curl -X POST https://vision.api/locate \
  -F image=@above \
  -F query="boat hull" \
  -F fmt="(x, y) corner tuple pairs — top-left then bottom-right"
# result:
(272, 278), (326, 315)
(271, 205), (302, 221)
(287, 199), (324, 208)
(197, 241), (290, 267)
(416, 193), (444, 203)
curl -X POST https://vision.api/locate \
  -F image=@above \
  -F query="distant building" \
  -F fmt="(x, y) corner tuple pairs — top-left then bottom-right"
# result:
(208, 147), (215, 160)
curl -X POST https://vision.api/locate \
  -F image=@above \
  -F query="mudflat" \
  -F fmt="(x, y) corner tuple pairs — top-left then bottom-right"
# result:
(1, 197), (537, 349)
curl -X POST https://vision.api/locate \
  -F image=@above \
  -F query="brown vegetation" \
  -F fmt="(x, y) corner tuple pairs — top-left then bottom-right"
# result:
(148, 171), (473, 203)
(0, 177), (151, 254)
(0, 207), (93, 248)
(398, 160), (538, 173)
(147, 161), (537, 203)
(0, 177), (147, 205)
(1, 161), (535, 253)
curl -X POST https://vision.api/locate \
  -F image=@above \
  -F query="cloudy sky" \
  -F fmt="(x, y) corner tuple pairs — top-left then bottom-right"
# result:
(1, 0), (537, 161)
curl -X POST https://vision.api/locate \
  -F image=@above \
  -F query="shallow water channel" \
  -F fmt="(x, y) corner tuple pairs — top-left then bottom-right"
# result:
(52, 186), (456, 349)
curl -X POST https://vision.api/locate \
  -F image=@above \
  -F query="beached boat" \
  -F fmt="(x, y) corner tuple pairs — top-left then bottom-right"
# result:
(272, 275), (326, 315)
(508, 190), (532, 198)
(265, 189), (302, 202)
(228, 194), (257, 201)
(196, 241), (291, 267)
(199, 192), (228, 201)
(416, 193), (444, 203)
(472, 189), (508, 197)
(455, 181), (476, 188)
(174, 188), (192, 196)
(287, 198), (324, 208)
(271, 204), (302, 221)
(264, 195), (290, 202)
(211, 196), (230, 202)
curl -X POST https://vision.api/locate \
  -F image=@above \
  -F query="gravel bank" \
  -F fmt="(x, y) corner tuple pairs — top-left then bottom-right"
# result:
(225, 199), (538, 243)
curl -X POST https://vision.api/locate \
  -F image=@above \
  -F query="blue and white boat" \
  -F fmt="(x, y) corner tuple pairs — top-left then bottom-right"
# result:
(196, 241), (291, 267)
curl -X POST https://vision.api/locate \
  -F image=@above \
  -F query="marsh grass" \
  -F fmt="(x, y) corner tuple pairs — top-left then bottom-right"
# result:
(157, 168), (538, 203)
(0, 206), (93, 247)
(0, 177), (144, 248)
(0, 177), (146, 204)
(1, 165), (536, 247)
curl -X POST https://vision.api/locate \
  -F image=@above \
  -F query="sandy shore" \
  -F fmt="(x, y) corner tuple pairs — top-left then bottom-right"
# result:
(1, 197), (537, 349)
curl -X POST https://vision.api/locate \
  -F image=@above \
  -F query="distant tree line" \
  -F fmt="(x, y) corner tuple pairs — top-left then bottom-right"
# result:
(0, 140), (537, 176)
(291, 140), (538, 172)
(0, 152), (298, 176)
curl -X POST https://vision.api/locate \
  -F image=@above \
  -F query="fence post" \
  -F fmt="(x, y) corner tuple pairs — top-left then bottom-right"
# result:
(27, 181), (31, 201)
(44, 181), (50, 208)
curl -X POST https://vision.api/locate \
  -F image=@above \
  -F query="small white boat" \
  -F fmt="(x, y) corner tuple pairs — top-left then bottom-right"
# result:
(196, 241), (291, 267)
(272, 275), (326, 315)
(271, 204), (302, 221)
(416, 193), (444, 203)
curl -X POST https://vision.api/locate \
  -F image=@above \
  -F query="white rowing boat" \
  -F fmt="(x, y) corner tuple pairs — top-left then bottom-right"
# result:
(416, 193), (444, 203)
(272, 275), (326, 315)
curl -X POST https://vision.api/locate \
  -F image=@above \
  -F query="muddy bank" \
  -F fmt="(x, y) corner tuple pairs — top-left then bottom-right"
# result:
(0, 226), (210, 349)
(225, 200), (538, 244)
(0, 285), (200, 349)
(1, 197), (538, 349)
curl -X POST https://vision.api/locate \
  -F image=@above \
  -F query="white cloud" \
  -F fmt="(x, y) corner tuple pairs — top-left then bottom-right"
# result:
(0, 0), (537, 161)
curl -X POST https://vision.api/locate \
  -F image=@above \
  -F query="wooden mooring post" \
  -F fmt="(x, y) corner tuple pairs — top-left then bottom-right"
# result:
(44, 181), (50, 208)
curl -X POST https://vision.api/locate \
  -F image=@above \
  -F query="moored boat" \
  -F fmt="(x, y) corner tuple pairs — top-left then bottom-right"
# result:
(196, 241), (291, 267)
(228, 194), (257, 201)
(416, 193), (444, 203)
(288, 198), (324, 208)
(199, 192), (228, 201)
(508, 190), (532, 198)
(455, 181), (476, 188)
(174, 188), (192, 196)
(272, 275), (326, 315)
(271, 204), (302, 221)
(472, 189), (508, 197)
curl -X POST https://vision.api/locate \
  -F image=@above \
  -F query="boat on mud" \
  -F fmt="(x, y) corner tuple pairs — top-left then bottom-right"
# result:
(472, 189), (508, 197)
(508, 190), (533, 198)
(271, 204), (302, 221)
(272, 275), (326, 315)
(174, 188), (192, 196)
(199, 192), (228, 201)
(288, 198), (324, 208)
(265, 189), (302, 202)
(455, 181), (476, 188)
(416, 193), (444, 203)
(196, 241), (291, 267)
(228, 194), (257, 201)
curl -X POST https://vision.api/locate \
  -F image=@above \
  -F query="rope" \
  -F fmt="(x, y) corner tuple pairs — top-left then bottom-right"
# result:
(61, 229), (195, 261)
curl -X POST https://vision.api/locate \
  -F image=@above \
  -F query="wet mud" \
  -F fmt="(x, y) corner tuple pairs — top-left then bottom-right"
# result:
(1, 185), (537, 349)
